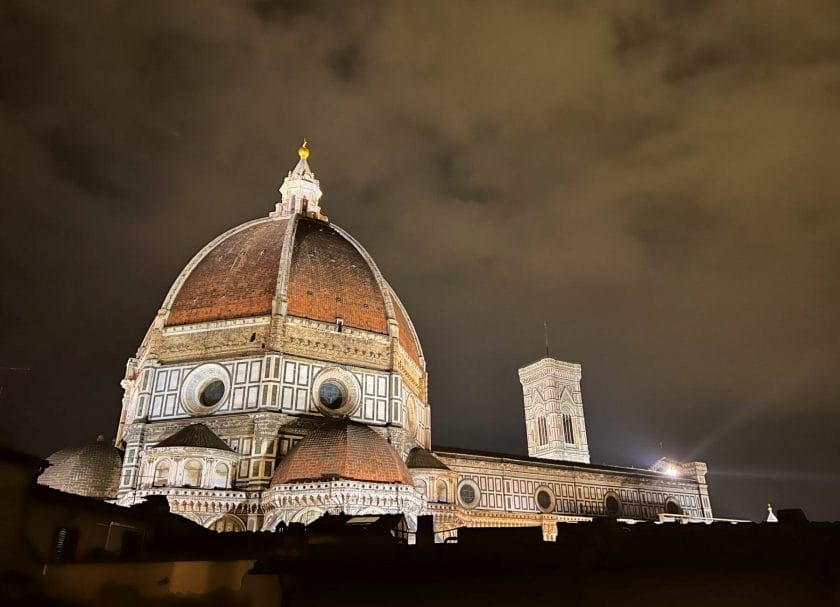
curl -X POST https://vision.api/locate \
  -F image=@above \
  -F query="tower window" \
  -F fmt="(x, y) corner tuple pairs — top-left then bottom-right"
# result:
(537, 416), (548, 446)
(562, 413), (575, 444)
(335, 316), (344, 333)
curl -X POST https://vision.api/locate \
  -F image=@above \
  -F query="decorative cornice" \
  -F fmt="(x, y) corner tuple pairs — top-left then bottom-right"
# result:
(162, 316), (271, 335)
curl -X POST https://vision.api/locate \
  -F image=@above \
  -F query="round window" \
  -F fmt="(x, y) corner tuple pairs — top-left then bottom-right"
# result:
(200, 380), (226, 407)
(605, 495), (621, 517)
(311, 368), (361, 418)
(458, 480), (480, 508)
(536, 489), (553, 511)
(181, 363), (231, 415)
(318, 380), (345, 410)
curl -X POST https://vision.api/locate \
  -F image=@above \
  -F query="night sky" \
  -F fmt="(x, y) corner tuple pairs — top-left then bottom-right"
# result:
(2, 1), (839, 521)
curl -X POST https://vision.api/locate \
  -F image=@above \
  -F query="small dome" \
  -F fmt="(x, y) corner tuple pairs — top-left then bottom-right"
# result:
(270, 420), (413, 486)
(406, 447), (449, 470)
(38, 436), (123, 499)
(155, 423), (233, 452)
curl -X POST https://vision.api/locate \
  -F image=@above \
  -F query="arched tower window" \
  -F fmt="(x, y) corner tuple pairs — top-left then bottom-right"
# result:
(183, 460), (203, 488)
(562, 413), (575, 444)
(153, 460), (170, 487)
(537, 416), (549, 446)
(213, 462), (229, 488)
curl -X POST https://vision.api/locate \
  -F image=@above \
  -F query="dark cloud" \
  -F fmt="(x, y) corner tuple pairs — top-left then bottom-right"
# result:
(1, 0), (840, 521)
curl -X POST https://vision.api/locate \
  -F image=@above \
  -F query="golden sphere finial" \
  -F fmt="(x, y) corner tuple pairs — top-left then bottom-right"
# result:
(298, 138), (310, 160)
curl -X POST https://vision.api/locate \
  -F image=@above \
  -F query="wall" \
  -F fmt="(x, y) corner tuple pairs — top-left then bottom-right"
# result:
(41, 560), (280, 607)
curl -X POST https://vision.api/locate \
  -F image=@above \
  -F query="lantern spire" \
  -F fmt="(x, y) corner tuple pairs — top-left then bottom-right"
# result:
(272, 139), (326, 220)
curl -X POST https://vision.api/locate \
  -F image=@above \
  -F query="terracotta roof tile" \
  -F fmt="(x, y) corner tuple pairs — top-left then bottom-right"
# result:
(167, 220), (289, 326)
(271, 420), (413, 485)
(155, 423), (233, 452)
(38, 438), (123, 499)
(287, 217), (388, 333)
(406, 447), (449, 470)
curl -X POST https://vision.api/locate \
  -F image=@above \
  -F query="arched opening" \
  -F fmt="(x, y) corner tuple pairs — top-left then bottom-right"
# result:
(436, 480), (448, 503)
(537, 416), (548, 446)
(183, 460), (202, 488)
(291, 507), (325, 525)
(153, 460), (171, 487)
(562, 413), (575, 444)
(665, 499), (682, 515)
(211, 514), (245, 533)
(414, 479), (427, 497)
(213, 462), (229, 488)
(605, 495), (621, 518)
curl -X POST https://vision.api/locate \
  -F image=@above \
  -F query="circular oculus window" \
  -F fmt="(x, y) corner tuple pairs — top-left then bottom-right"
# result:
(318, 380), (346, 410)
(458, 480), (480, 508)
(181, 363), (231, 415)
(535, 487), (555, 513)
(311, 367), (361, 418)
(200, 380), (226, 407)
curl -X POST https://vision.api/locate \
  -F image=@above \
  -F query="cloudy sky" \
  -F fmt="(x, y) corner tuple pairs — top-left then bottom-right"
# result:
(2, 0), (839, 520)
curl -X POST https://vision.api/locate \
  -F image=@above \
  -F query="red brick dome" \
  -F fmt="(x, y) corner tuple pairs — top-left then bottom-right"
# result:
(38, 436), (123, 499)
(161, 214), (423, 367)
(270, 420), (414, 486)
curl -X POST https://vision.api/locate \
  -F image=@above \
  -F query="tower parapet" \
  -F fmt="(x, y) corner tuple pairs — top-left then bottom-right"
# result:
(518, 357), (590, 463)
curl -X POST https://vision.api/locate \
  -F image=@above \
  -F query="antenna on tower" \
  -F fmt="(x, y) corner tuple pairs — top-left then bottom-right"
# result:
(543, 320), (550, 358)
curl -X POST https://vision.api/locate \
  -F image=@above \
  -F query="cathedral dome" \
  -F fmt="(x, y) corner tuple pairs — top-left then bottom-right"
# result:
(155, 151), (423, 369)
(270, 420), (414, 486)
(38, 436), (123, 499)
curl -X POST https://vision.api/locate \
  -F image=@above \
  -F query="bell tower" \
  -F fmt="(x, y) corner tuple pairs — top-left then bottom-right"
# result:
(518, 357), (590, 463)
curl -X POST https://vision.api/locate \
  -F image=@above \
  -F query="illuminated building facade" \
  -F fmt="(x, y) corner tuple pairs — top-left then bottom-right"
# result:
(39, 143), (713, 539)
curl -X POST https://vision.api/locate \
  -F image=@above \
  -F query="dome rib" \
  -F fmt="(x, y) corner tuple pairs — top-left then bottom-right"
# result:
(286, 217), (389, 334)
(166, 219), (290, 326)
(389, 286), (424, 366)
